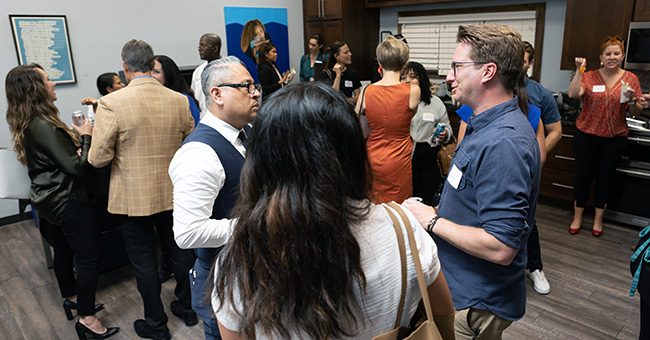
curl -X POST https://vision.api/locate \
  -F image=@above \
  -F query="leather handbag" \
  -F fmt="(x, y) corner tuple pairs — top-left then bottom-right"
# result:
(373, 202), (444, 340)
(437, 136), (457, 177)
(358, 85), (370, 139)
(0, 147), (31, 200)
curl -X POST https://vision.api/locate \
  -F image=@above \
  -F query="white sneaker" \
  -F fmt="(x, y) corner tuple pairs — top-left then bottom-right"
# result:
(528, 269), (551, 295)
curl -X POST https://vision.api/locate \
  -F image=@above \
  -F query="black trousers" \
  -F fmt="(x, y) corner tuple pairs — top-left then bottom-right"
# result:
(120, 210), (196, 328)
(412, 142), (443, 206)
(526, 222), (543, 271)
(573, 130), (627, 208)
(49, 199), (102, 316)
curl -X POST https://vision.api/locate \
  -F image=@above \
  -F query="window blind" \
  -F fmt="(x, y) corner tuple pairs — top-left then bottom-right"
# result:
(399, 11), (537, 76)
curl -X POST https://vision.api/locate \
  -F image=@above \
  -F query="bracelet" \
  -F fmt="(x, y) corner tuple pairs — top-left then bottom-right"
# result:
(426, 215), (441, 234)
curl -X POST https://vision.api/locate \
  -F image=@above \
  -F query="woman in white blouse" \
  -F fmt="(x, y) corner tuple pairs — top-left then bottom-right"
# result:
(211, 82), (455, 339)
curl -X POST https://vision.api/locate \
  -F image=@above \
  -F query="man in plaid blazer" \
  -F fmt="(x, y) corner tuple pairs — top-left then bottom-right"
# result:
(89, 39), (196, 339)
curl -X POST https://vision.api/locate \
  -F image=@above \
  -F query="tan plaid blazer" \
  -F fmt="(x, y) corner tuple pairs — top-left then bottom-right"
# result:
(89, 77), (194, 216)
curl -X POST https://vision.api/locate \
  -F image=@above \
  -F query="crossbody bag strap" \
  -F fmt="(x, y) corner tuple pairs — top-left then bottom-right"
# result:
(358, 85), (370, 116)
(382, 204), (408, 329)
(387, 201), (435, 322)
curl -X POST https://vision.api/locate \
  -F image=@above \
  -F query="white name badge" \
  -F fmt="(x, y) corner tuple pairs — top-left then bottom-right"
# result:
(592, 85), (606, 93)
(447, 164), (462, 189)
(422, 113), (435, 122)
(345, 80), (353, 88)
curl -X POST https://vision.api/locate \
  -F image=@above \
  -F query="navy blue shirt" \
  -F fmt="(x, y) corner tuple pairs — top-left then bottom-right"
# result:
(436, 98), (541, 320)
(524, 77), (561, 125)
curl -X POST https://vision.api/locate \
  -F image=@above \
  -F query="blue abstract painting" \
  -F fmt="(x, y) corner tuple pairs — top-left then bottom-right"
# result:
(224, 7), (289, 82)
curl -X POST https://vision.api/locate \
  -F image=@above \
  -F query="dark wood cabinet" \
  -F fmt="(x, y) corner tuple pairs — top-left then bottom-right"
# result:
(634, 0), (650, 21)
(560, 0), (634, 71)
(540, 124), (578, 202)
(303, 0), (378, 81)
(365, 0), (460, 7)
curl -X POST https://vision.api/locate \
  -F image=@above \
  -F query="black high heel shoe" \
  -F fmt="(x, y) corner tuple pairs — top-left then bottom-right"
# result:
(75, 321), (119, 340)
(63, 299), (105, 321)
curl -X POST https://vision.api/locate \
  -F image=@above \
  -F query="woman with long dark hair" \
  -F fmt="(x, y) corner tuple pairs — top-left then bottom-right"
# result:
(257, 42), (293, 99)
(322, 41), (362, 105)
(299, 33), (327, 82)
(212, 82), (454, 339)
(5, 64), (119, 339)
(153, 55), (201, 126)
(403, 61), (452, 205)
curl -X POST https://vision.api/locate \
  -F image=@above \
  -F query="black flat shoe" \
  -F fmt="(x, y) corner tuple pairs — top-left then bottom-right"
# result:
(170, 300), (198, 327)
(75, 321), (119, 340)
(133, 319), (171, 340)
(63, 299), (105, 320)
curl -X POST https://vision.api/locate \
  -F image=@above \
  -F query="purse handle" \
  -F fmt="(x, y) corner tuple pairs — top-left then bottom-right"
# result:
(387, 201), (435, 323)
(382, 204), (408, 329)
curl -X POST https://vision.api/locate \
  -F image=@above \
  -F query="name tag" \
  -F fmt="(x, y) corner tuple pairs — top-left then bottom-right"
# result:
(592, 85), (606, 93)
(422, 113), (435, 122)
(447, 164), (462, 189)
(345, 80), (353, 88)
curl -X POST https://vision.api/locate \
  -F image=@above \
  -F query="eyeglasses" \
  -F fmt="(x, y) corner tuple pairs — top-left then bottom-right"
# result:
(217, 82), (261, 95)
(450, 61), (488, 77)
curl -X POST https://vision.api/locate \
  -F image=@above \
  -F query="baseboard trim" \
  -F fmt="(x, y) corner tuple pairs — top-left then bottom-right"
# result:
(0, 213), (32, 227)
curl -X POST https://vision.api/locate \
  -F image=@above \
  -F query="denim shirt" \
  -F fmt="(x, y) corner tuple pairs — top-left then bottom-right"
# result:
(436, 97), (541, 320)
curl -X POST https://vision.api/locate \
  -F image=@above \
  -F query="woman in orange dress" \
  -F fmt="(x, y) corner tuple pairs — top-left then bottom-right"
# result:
(356, 36), (420, 203)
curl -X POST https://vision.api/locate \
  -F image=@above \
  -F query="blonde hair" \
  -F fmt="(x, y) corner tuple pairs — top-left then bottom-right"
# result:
(241, 19), (265, 53)
(376, 36), (409, 71)
(5, 64), (79, 165)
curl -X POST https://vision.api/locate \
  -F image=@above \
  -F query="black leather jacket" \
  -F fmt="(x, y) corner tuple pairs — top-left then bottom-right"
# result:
(24, 116), (96, 225)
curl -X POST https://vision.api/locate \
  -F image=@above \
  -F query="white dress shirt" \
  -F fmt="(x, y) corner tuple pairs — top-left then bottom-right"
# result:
(191, 61), (208, 115)
(169, 111), (246, 249)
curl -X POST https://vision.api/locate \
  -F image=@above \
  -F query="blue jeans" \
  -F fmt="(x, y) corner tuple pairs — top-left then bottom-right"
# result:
(190, 259), (221, 339)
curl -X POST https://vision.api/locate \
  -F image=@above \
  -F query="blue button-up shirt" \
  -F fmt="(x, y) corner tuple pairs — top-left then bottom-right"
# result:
(436, 97), (541, 320)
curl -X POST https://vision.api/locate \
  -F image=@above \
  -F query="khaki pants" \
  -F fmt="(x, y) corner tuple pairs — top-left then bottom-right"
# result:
(454, 308), (513, 340)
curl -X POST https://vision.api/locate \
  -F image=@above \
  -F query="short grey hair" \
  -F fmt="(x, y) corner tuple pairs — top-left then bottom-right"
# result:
(121, 39), (154, 73)
(201, 56), (245, 106)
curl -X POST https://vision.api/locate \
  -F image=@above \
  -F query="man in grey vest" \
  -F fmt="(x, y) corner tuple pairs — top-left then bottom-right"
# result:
(169, 56), (260, 339)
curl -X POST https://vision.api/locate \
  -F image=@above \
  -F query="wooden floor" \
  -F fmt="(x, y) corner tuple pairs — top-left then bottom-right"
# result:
(0, 202), (642, 339)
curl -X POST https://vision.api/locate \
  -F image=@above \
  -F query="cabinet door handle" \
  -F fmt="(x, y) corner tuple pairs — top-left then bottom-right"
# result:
(627, 136), (650, 146)
(616, 168), (650, 179)
(551, 182), (574, 190)
(554, 155), (575, 161)
(562, 134), (574, 138)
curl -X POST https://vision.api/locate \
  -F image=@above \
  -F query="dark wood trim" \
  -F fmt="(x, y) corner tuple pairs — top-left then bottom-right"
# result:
(0, 213), (31, 227)
(397, 3), (546, 80)
(365, 0), (459, 8)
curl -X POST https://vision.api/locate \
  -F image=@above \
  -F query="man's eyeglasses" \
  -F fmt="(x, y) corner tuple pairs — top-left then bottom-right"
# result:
(450, 61), (488, 77)
(217, 82), (261, 95)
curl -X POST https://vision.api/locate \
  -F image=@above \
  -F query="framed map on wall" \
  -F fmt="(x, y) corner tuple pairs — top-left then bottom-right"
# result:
(9, 15), (77, 85)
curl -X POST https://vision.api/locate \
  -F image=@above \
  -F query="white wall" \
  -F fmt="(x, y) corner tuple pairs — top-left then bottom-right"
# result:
(0, 0), (304, 218)
(379, 0), (572, 92)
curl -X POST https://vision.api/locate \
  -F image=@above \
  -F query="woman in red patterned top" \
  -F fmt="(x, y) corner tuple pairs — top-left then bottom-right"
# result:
(567, 37), (645, 237)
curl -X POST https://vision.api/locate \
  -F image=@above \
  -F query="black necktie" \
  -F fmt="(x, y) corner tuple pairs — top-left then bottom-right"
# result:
(238, 130), (249, 149)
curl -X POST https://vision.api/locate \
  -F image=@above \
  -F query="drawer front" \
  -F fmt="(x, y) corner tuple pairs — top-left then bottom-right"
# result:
(540, 168), (575, 202)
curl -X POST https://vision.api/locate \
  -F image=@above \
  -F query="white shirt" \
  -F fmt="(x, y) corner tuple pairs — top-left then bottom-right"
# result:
(212, 202), (441, 339)
(191, 61), (208, 115)
(410, 96), (451, 144)
(169, 111), (246, 249)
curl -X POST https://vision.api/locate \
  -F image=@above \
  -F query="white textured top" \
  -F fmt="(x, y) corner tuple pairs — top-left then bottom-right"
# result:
(191, 61), (208, 115)
(169, 111), (245, 249)
(212, 202), (441, 339)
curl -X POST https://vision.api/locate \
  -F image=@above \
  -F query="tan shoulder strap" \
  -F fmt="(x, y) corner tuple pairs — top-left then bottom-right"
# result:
(382, 204), (408, 329)
(387, 201), (435, 322)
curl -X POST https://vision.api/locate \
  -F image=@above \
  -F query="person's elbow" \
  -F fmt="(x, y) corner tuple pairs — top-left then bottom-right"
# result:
(489, 245), (518, 266)
(172, 222), (195, 249)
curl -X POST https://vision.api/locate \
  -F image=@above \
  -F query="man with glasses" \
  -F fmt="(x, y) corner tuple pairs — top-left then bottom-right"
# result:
(169, 56), (260, 340)
(404, 25), (541, 339)
(89, 39), (197, 339)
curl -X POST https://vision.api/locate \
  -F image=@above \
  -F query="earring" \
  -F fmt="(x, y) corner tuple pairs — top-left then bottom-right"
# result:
(600, 61), (604, 67)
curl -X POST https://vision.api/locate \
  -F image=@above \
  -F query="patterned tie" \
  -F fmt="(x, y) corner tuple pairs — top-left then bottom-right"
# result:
(238, 130), (249, 149)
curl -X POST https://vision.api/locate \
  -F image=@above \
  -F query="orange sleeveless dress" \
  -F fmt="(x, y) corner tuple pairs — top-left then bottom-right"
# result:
(365, 83), (413, 203)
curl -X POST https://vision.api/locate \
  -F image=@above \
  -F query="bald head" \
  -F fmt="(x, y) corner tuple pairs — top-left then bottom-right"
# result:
(198, 33), (222, 62)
